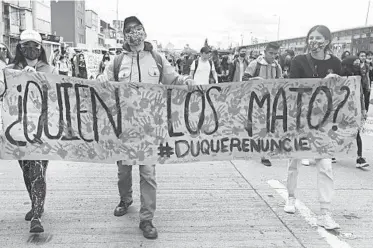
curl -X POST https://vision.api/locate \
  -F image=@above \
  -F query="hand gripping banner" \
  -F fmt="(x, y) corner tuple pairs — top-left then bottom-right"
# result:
(0, 70), (362, 165)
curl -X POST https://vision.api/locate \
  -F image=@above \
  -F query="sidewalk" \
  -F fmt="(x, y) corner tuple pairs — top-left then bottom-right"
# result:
(0, 135), (372, 248)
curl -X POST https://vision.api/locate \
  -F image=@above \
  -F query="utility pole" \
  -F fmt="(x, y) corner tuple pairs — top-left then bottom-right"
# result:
(116, 0), (119, 30)
(277, 16), (281, 40)
(241, 34), (243, 46)
(366, 0), (371, 26)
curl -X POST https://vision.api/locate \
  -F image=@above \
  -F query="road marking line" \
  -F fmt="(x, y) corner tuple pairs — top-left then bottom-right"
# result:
(267, 179), (352, 248)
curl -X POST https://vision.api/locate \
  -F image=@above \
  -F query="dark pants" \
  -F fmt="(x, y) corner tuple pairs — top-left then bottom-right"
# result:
(19, 160), (48, 219)
(357, 89), (371, 157)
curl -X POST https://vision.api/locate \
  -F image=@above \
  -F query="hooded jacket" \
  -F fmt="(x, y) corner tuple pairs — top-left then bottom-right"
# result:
(103, 41), (189, 85)
(243, 55), (282, 80)
(228, 57), (249, 82)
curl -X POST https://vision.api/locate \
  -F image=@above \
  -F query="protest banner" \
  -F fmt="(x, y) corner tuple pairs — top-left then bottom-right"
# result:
(83, 52), (102, 80)
(0, 70), (362, 165)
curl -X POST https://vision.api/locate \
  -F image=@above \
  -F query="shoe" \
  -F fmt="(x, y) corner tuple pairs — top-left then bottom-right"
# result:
(317, 213), (340, 230)
(261, 158), (272, 167)
(301, 159), (310, 166)
(25, 208), (44, 221)
(332, 158), (336, 163)
(356, 157), (369, 168)
(139, 220), (158, 239)
(284, 197), (296, 214)
(113, 200), (133, 217)
(30, 218), (44, 233)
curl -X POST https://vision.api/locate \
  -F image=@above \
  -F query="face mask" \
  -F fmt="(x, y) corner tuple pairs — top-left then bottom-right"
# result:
(125, 29), (146, 46)
(309, 41), (325, 52)
(240, 53), (246, 58)
(21, 47), (41, 60)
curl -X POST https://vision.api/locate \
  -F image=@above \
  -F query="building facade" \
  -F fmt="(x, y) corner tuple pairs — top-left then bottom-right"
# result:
(243, 26), (373, 59)
(51, 0), (85, 47)
(85, 9), (99, 48)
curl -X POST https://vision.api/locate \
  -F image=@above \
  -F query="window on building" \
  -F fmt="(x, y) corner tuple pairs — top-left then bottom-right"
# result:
(10, 7), (20, 26)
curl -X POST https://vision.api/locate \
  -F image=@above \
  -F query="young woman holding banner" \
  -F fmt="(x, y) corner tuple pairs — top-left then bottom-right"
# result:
(285, 25), (342, 230)
(0, 29), (58, 233)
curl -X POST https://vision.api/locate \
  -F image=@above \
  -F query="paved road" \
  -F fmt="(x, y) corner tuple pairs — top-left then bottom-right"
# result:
(0, 136), (372, 248)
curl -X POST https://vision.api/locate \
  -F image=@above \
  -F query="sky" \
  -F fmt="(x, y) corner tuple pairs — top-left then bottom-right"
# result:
(85, 0), (373, 50)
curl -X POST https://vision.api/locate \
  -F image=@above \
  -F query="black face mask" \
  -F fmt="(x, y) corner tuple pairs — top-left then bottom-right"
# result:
(21, 47), (41, 60)
(240, 53), (246, 58)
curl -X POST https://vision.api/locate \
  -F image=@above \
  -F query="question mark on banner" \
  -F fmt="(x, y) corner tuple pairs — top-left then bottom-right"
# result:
(332, 86), (350, 131)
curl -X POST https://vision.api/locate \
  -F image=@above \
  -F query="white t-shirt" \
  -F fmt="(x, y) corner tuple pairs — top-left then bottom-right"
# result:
(239, 60), (245, 82)
(190, 58), (215, 85)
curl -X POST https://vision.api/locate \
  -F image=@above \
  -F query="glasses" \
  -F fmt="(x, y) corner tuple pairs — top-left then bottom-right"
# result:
(124, 25), (143, 33)
(0, 47), (7, 51)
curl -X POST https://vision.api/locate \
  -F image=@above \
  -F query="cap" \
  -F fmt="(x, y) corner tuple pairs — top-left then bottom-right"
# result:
(123, 16), (143, 29)
(200, 46), (211, 53)
(19, 30), (42, 44)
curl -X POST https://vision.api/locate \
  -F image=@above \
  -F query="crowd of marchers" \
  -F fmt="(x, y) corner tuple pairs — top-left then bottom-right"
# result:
(0, 16), (370, 240)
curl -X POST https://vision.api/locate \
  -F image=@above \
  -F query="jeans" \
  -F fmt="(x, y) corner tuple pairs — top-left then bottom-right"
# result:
(19, 160), (48, 219)
(287, 158), (334, 211)
(117, 161), (157, 221)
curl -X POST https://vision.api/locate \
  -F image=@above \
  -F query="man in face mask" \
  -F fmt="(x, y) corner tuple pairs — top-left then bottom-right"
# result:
(228, 47), (249, 82)
(97, 16), (193, 240)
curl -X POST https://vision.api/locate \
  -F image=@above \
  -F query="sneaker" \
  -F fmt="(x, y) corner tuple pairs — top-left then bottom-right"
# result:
(317, 213), (340, 230)
(284, 197), (296, 214)
(301, 159), (310, 166)
(113, 200), (133, 217)
(25, 208), (44, 221)
(332, 158), (336, 163)
(30, 218), (44, 233)
(261, 158), (272, 167)
(356, 157), (369, 168)
(139, 220), (158, 239)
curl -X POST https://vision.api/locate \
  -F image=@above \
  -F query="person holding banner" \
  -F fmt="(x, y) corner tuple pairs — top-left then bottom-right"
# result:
(284, 25), (342, 230)
(0, 29), (58, 233)
(97, 16), (194, 240)
(242, 42), (283, 167)
(341, 55), (370, 168)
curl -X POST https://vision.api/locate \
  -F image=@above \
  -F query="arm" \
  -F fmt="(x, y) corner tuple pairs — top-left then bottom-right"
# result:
(189, 60), (196, 78)
(0, 69), (5, 97)
(242, 60), (257, 81)
(161, 55), (192, 85)
(211, 62), (218, 83)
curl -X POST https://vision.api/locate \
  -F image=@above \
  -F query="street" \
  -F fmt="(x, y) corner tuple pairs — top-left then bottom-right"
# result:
(0, 136), (372, 248)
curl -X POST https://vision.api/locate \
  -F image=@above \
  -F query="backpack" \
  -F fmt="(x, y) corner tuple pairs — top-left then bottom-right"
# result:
(113, 51), (163, 83)
(193, 59), (215, 84)
(253, 61), (280, 78)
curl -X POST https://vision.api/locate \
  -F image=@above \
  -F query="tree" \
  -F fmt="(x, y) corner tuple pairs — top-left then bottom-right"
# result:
(204, 38), (209, 48)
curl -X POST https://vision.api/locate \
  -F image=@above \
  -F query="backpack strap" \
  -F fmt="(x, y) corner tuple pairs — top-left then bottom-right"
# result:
(113, 53), (125, 82)
(193, 59), (199, 77)
(305, 53), (318, 77)
(253, 61), (261, 77)
(150, 50), (163, 83)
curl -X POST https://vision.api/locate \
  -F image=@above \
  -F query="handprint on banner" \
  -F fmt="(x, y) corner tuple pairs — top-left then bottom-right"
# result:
(338, 113), (356, 129)
(72, 144), (86, 158)
(29, 90), (42, 110)
(188, 121), (200, 138)
(153, 127), (167, 144)
(99, 139), (122, 155)
(101, 118), (113, 136)
(139, 91), (156, 110)
(81, 114), (93, 133)
(307, 132), (325, 148)
(127, 141), (153, 162)
(151, 110), (164, 126)
(5, 144), (26, 159)
(27, 121), (36, 133)
(120, 128), (141, 144)
(215, 105), (228, 120)
(39, 142), (52, 154)
(5, 95), (19, 116)
(49, 143), (70, 159)
(172, 90), (188, 105)
(138, 116), (155, 135)
(216, 87), (230, 102)
(228, 97), (242, 116)
(123, 106), (135, 123)
(171, 111), (182, 129)
(33, 73), (51, 90)
(151, 94), (166, 113)
(235, 113), (249, 130)
(48, 90), (58, 102)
